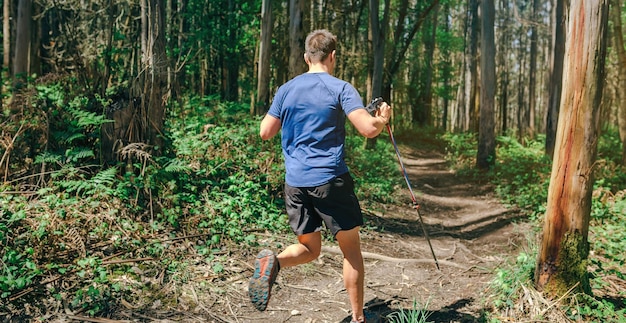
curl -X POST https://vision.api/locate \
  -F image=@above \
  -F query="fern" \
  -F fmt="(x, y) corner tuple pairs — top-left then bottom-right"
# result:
(57, 131), (86, 145)
(65, 147), (95, 163)
(58, 167), (117, 196)
(34, 152), (63, 165)
(164, 158), (191, 174)
(68, 97), (113, 128)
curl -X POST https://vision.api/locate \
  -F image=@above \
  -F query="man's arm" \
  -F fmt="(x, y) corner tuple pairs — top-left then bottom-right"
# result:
(347, 102), (391, 138)
(260, 114), (281, 140)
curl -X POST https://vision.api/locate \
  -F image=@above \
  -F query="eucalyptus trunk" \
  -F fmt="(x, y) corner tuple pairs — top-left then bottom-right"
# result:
(535, 0), (608, 297)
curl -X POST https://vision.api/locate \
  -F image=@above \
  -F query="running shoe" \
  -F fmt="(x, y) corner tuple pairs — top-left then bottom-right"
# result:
(248, 249), (279, 311)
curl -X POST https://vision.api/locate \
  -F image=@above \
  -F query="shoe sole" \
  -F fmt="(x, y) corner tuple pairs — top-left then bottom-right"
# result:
(249, 249), (277, 311)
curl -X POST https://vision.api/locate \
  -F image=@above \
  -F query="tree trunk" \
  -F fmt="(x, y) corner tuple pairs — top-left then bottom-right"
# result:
(611, 0), (626, 166)
(3, 0), (10, 73)
(546, 0), (567, 159)
(477, 0), (496, 170)
(13, 0), (31, 88)
(369, 0), (387, 100)
(441, 3), (451, 131)
(516, 33), (527, 142)
(412, 5), (438, 126)
(465, 0), (479, 132)
(497, 0), (511, 134)
(256, 0), (273, 115)
(102, 0), (114, 97)
(144, 0), (167, 149)
(223, 0), (239, 101)
(535, 0), (608, 297)
(527, 0), (541, 139)
(289, 0), (307, 78)
(365, 0), (389, 150)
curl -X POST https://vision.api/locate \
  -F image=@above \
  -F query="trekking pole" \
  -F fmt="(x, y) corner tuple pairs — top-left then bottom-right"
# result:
(366, 98), (440, 271)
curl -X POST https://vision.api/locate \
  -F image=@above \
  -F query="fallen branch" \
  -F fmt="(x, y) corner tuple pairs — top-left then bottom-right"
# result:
(321, 246), (466, 269)
(65, 315), (131, 323)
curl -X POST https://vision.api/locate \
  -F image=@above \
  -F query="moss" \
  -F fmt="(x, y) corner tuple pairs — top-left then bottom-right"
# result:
(544, 230), (591, 297)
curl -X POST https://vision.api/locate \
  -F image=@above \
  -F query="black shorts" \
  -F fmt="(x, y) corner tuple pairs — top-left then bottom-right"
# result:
(284, 172), (363, 237)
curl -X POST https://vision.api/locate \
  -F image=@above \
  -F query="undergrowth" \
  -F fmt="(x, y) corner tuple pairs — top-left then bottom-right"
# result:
(0, 78), (398, 319)
(442, 131), (626, 322)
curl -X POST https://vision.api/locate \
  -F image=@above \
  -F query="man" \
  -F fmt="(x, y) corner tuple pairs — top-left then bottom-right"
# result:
(249, 29), (391, 323)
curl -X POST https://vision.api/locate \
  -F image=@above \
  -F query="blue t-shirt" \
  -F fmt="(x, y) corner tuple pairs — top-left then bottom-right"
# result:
(268, 72), (364, 187)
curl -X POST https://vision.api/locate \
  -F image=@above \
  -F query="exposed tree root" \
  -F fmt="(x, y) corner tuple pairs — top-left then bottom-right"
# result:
(321, 246), (466, 269)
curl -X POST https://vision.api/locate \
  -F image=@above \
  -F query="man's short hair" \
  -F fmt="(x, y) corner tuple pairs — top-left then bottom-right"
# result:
(305, 29), (337, 63)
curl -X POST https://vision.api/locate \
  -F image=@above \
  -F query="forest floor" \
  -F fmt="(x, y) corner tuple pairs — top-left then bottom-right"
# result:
(43, 136), (532, 323)
(131, 137), (532, 323)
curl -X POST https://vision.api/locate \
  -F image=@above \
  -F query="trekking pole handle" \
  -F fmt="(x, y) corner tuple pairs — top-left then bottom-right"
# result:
(365, 97), (384, 115)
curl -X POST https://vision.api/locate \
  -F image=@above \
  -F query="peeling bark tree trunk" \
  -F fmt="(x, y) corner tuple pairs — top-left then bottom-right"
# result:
(535, 0), (608, 297)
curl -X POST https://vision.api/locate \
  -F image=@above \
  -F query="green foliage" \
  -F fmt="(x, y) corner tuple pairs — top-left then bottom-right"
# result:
(441, 132), (478, 174)
(568, 294), (626, 323)
(487, 251), (536, 310)
(386, 299), (433, 323)
(345, 134), (400, 204)
(0, 248), (41, 298)
(492, 136), (552, 220)
(443, 131), (626, 322)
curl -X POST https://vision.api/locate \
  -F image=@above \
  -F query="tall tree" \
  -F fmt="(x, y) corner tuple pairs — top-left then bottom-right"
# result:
(535, 0), (608, 296)
(497, 0), (512, 134)
(223, 0), (240, 101)
(289, 0), (307, 78)
(13, 0), (31, 88)
(383, 0), (440, 103)
(527, 0), (541, 138)
(368, 0), (389, 101)
(545, 0), (568, 159)
(477, 0), (496, 170)
(2, 0), (9, 74)
(256, 0), (273, 115)
(412, 4), (439, 126)
(363, 0), (389, 150)
(463, 0), (479, 132)
(142, 0), (168, 149)
(611, 0), (626, 165)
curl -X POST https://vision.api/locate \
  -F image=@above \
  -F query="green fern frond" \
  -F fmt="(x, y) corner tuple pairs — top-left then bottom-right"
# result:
(65, 147), (95, 162)
(64, 132), (86, 144)
(34, 152), (63, 164)
(58, 167), (117, 196)
(68, 97), (113, 127)
(91, 167), (117, 186)
(164, 158), (191, 174)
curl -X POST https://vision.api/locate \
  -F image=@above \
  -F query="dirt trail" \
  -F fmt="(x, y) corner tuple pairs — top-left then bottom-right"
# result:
(197, 144), (529, 323)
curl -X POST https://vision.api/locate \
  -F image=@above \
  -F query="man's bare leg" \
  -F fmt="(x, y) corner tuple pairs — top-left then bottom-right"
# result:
(336, 227), (365, 322)
(277, 231), (322, 268)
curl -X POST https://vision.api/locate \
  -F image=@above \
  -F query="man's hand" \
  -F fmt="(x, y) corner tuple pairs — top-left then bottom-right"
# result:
(375, 102), (391, 124)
